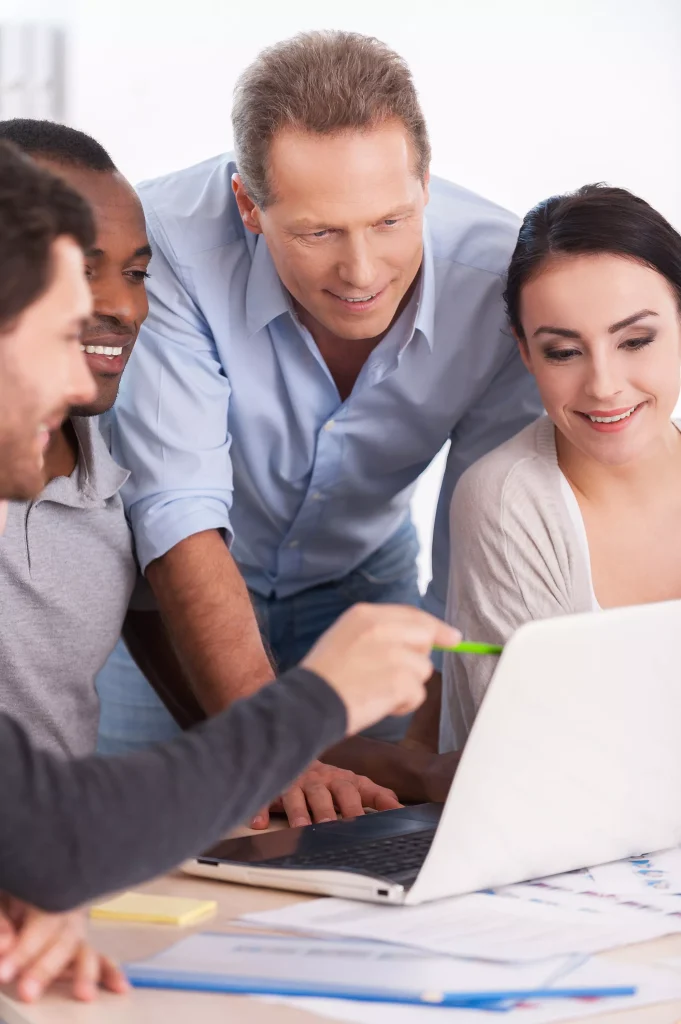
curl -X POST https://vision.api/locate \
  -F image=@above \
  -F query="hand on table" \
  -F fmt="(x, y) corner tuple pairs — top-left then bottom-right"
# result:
(249, 603), (460, 828)
(0, 895), (129, 1003)
(249, 760), (401, 829)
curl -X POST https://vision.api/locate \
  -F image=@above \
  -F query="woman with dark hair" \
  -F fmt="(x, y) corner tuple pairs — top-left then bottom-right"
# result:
(441, 184), (681, 752)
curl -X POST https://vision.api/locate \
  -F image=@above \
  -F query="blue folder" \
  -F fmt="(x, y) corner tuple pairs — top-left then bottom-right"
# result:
(124, 931), (636, 1010)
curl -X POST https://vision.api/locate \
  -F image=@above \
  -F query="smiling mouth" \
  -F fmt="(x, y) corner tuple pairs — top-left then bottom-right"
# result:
(81, 344), (124, 357)
(327, 288), (384, 307)
(581, 404), (642, 424)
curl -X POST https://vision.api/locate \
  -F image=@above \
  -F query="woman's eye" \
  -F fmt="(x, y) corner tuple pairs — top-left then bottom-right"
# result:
(126, 270), (151, 282)
(622, 334), (654, 351)
(545, 348), (580, 362)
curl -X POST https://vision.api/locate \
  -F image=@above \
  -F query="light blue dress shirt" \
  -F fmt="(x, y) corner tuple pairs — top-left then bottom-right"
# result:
(113, 154), (542, 619)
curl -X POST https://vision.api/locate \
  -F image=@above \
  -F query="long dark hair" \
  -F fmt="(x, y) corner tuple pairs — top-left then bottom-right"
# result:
(504, 183), (681, 339)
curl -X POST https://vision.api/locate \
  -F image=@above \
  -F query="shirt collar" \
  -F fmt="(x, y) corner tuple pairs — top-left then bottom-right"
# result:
(413, 221), (435, 352)
(245, 221), (436, 351)
(245, 235), (291, 337)
(39, 416), (130, 510)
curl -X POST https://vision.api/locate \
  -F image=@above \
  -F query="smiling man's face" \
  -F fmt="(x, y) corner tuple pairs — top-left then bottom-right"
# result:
(0, 236), (95, 500)
(35, 159), (151, 416)
(234, 120), (428, 344)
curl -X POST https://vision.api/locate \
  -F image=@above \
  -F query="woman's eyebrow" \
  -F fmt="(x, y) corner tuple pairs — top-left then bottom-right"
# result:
(608, 309), (658, 333)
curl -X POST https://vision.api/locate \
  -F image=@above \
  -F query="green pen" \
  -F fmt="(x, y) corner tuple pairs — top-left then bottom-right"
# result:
(433, 641), (504, 656)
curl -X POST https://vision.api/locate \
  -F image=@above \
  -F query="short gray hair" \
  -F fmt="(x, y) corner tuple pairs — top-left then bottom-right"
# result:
(232, 30), (431, 209)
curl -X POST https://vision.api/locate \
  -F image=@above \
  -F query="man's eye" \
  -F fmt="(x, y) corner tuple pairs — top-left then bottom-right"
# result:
(126, 270), (151, 282)
(382, 219), (399, 227)
(310, 229), (330, 239)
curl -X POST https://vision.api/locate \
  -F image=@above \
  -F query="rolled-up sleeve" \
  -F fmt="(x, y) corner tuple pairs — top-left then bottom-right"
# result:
(113, 211), (234, 573)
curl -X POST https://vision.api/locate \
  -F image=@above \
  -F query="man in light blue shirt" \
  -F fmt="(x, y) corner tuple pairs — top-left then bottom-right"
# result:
(99, 30), (541, 815)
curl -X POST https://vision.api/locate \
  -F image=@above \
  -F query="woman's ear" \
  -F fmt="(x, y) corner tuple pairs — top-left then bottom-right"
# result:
(514, 331), (533, 375)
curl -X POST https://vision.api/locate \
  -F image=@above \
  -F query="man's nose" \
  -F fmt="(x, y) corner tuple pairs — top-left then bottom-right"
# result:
(336, 235), (377, 291)
(91, 277), (136, 327)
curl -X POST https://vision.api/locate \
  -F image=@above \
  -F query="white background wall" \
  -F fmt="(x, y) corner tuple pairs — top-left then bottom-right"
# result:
(2, 0), (680, 586)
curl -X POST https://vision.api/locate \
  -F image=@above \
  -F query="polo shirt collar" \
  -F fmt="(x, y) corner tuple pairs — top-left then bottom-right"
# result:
(39, 416), (129, 510)
(245, 221), (436, 350)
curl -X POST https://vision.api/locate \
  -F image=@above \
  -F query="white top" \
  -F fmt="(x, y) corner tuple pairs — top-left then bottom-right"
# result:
(441, 415), (681, 753)
(558, 472), (601, 612)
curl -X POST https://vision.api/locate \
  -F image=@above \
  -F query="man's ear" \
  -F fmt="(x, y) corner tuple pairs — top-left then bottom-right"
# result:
(423, 167), (430, 207)
(232, 173), (262, 235)
(514, 331), (533, 374)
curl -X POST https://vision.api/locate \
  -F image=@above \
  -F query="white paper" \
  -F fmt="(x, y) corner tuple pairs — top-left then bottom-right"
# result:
(588, 848), (681, 897)
(258, 960), (681, 1024)
(242, 888), (681, 963)
(535, 850), (681, 915)
(128, 930), (568, 998)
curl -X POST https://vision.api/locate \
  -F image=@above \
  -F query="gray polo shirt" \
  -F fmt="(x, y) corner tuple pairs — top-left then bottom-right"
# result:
(0, 416), (136, 757)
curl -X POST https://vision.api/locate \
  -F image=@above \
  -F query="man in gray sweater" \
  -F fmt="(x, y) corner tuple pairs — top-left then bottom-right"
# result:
(0, 140), (458, 1003)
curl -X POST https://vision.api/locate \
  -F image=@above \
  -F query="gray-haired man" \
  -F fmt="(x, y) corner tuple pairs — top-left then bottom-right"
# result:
(99, 30), (541, 816)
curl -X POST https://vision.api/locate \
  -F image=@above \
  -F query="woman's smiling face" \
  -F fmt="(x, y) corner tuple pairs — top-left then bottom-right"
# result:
(517, 252), (681, 465)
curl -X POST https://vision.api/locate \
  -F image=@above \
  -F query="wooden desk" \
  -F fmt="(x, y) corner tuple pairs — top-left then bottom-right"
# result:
(3, 850), (681, 1023)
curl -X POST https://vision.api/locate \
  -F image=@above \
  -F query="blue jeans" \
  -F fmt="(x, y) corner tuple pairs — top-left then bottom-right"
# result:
(96, 517), (421, 754)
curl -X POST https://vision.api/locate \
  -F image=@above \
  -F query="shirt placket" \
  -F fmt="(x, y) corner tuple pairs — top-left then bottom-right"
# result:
(275, 409), (345, 585)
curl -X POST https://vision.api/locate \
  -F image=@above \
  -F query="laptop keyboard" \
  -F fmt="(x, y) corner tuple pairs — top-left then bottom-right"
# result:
(258, 828), (437, 881)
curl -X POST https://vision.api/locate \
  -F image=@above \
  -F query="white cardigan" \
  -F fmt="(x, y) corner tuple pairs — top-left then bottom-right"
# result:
(441, 415), (598, 753)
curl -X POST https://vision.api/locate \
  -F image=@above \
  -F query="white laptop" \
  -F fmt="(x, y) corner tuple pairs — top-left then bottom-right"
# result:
(183, 599), (681, 904)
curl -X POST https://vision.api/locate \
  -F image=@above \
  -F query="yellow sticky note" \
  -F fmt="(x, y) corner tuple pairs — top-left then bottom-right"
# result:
(89, 892), (217, 926)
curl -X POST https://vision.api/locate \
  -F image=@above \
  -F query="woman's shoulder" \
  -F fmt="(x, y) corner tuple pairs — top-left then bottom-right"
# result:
(452, 415), (558, 521)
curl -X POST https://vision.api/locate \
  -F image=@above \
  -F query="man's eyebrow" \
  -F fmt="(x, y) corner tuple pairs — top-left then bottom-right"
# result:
(608, 309), (658, 333)
(85, 243), (153, 259)
(289, 204), (416, 231)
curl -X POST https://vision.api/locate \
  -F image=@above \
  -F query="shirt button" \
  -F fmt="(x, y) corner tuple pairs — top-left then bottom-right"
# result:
(288, 540), (299, 548)
(311, 492), (323, 501)
(324, 419), (335, 431)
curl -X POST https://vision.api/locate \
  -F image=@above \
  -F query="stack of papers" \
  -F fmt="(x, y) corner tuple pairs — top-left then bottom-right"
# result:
(239, 853), (681, 1020)
(241, 884), (681, 961)
(125, 930), (681, 1019)
(126, 932), (625, 1008)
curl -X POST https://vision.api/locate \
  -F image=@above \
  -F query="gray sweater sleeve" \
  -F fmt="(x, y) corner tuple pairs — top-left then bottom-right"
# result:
(0, 667), (346, 912)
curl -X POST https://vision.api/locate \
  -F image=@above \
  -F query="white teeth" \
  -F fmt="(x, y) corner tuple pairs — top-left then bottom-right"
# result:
(339, 294), (375, 303)
(587, 406), (638, 424)
(81, 345), (123, 357)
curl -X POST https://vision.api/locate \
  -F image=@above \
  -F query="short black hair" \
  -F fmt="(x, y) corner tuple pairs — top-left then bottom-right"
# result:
(0, 140), (95, 332)
(0, 118), (116, 172)
(505, 183), (681, 339)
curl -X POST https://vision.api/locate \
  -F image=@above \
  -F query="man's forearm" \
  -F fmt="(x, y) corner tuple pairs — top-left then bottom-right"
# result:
(402, 670), (442, 753)
(145, 530), (274, 713)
